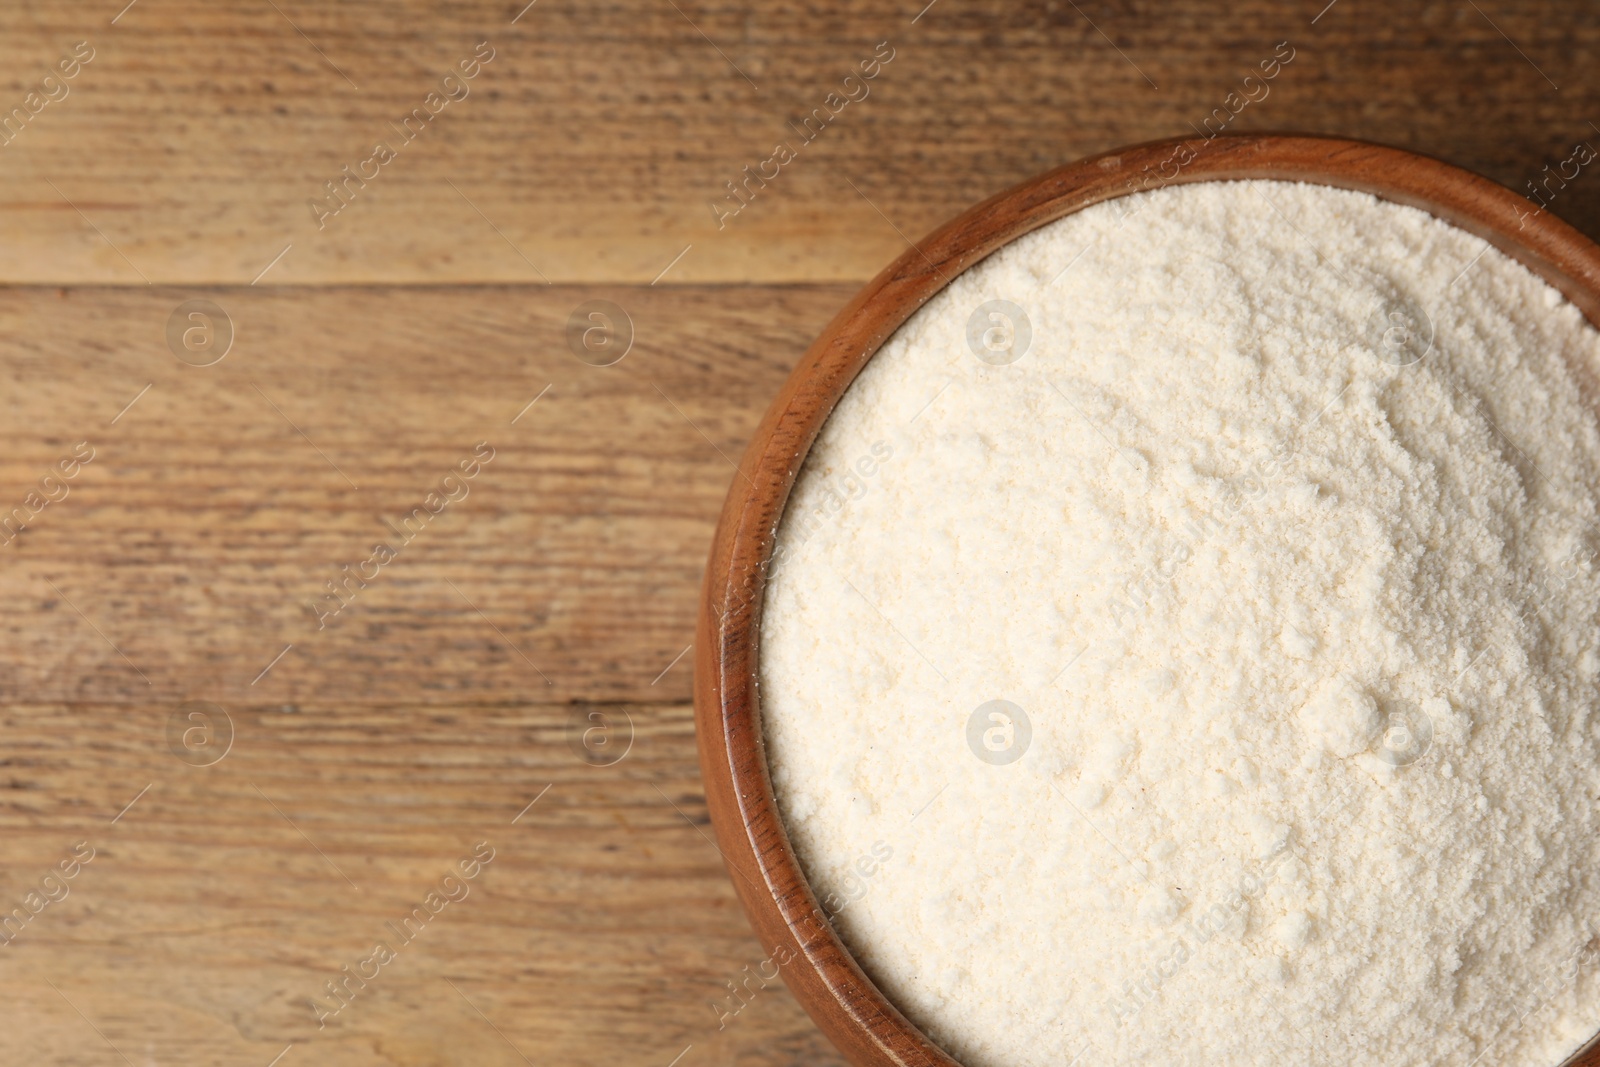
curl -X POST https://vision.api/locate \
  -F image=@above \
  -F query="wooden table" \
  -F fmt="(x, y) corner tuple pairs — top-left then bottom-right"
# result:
(0, 2), (1594, 1063)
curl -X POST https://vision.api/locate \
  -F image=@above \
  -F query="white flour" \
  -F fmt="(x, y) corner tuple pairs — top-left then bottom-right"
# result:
(759, 180), (1600, 1067)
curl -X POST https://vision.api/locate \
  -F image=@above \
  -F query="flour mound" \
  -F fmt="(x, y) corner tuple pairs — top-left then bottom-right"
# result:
(760, 180), (1600, 1067)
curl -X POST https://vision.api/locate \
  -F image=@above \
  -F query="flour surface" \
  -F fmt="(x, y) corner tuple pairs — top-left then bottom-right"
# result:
(759, 180), (1600, 1067)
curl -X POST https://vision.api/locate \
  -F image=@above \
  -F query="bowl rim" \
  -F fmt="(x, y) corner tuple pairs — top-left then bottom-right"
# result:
(693, 131), (1600, 1067)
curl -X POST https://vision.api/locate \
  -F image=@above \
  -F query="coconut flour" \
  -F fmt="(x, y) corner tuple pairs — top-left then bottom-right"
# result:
(759, 180), (1600, 1067)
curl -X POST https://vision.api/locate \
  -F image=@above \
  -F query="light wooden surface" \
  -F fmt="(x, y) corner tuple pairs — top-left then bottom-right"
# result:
(0, 283), (851, 1065)
(1, 1), (1597, 1064)
(0, 0), (1597, 285)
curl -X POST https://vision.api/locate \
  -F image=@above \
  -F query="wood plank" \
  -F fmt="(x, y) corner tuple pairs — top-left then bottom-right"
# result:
(0, 283), (864, 1067)
(0, 282), (861, 1063)
(0, 1), (1593, 285)
(0, 279), (855, 1065)
(0, 700), (846, 1066)
(0, 283), (849, 707)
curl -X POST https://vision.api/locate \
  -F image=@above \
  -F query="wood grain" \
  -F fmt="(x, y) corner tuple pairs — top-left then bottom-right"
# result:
(1, 0), (1597, 1063)
(0, 283), (853, 1065)
(696, 135), (1600, 1066)
(0, 1), (1595, 284)
(0, 283), (850, 707)
(0, 700), (848, 1066)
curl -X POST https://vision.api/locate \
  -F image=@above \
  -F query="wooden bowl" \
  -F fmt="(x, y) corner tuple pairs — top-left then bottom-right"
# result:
(693, 133), (1600, 1067)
